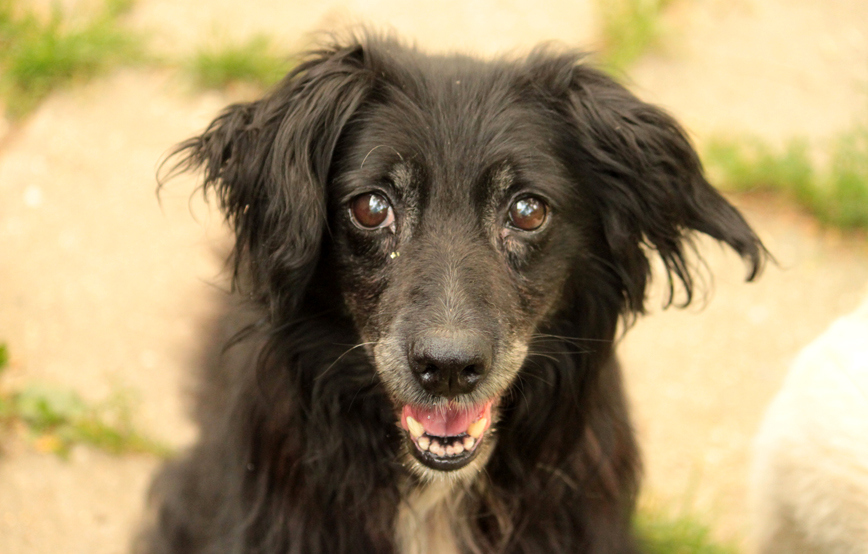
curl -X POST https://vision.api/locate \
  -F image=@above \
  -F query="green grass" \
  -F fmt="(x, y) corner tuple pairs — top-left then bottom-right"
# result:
(597, 0), (673, 72)
(9, 384), (172, 457)
(705, 126), (868, 229)
(637, 507), (738, 554)
(0, 344), (171, 458)
(0, 0), (143, 118)
(186, 34), (293, 90)
(0, 0), (293, 116)
(0, 343), (8, 374)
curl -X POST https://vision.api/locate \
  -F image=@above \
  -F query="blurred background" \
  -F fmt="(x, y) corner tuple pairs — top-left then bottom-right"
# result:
(0, 0), (866, 553)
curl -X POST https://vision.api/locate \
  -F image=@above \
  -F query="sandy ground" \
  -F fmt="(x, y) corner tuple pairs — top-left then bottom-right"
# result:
(0, 0), (867, 552)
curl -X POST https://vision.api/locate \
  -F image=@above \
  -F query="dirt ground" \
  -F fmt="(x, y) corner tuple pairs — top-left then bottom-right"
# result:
(1, 0), (867, 552)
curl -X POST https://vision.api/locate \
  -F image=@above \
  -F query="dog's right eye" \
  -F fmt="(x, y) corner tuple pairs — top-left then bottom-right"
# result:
(350, 193), (395, 230)
(508, 196), (547, 231)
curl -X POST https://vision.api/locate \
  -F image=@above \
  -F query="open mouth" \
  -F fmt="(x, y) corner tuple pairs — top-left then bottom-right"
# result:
(400, 400), (494, 471)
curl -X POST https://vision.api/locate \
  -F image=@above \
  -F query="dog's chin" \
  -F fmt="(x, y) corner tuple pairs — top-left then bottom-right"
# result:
(398, 398), (500, 480)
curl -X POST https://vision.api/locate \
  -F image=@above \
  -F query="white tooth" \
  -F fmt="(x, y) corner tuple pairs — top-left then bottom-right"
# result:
(463, 436), (475, 450)
(453, 442), (464, 455)
(430, 440), (443, 456)
(467, 417), (487, 439)
(445, 445), (455, 456)
(406, 416), (424, 438)
(417, 436), (430, 451)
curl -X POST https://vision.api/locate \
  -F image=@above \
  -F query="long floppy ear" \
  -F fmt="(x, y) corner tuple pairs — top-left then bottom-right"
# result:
(162, 42), (372, 317)
(564, 64), (767, 315)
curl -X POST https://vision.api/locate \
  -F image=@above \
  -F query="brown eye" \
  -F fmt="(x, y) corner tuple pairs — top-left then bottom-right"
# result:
(350, 193), (395, 229)
(508, 196), (547, 231)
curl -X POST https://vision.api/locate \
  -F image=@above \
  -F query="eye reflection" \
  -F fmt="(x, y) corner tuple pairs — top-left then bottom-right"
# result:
(508, 196), (547, 231)
(350, 193), (395, 229)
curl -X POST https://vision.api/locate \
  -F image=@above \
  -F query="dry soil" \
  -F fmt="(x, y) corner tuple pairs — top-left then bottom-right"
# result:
(1, 1), (867, 552)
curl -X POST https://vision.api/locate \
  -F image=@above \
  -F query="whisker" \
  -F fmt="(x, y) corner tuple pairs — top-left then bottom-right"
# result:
(315, 341), (377, 381)
(517, 362), (554, 387)
(511, 373), (533, 411)
(530, 333), (613, 344)
(527, 352), (560, 363)
(529, 349), (593, 356)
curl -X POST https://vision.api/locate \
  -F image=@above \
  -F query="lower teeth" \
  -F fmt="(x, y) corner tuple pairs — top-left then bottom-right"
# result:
(417, 435), (476, 457)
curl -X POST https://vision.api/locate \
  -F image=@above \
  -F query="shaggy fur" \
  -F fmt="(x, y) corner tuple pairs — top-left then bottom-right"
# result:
(139, 33), (766, 554)
(750, 294), (868, 554)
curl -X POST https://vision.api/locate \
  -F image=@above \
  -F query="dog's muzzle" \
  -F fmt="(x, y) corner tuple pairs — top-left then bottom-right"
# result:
(395, 330), (498, 471)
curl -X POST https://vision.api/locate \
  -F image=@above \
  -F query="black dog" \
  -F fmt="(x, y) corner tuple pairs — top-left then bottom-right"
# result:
(140, 33), (765, 554)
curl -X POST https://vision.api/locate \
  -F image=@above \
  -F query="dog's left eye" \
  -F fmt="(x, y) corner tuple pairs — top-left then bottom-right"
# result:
(350, 193), (395, 230)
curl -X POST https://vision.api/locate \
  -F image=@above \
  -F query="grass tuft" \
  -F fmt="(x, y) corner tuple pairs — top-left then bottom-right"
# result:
(0, 0), (143, 118)
(705, 126), (868, 230)
(103, 0), (136, 19)
(0, 343), (8, 375)
(187, 34), (292, 90)
(9, 384), (171, 457)
(636, 507), (738, 554)
(825, 127), (868, 228)
(0, 344), (171, 458)
(0, 344), (8, 419)
(597, 0), (672, 71)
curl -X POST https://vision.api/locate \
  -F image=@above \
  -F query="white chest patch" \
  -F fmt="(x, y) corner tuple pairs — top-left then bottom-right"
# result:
(394, 479), (477, 554)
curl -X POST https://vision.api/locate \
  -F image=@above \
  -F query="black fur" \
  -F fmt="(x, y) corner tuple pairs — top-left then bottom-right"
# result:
(140, 33), (766, 554)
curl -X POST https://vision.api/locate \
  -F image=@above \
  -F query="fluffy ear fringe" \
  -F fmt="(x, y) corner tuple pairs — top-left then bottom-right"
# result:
(564, 64), (768, 315)
(158, 41), (373, 317)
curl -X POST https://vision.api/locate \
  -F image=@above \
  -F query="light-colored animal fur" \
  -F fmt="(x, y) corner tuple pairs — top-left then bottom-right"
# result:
(750, 294), (868, 554)
(394, 479), (472, 554)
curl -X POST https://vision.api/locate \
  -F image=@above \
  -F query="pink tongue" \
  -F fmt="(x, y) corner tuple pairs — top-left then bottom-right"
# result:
(402, 401), (492, 437)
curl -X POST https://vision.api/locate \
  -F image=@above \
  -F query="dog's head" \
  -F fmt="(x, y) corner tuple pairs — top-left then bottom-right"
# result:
(169, 34), (765, 479)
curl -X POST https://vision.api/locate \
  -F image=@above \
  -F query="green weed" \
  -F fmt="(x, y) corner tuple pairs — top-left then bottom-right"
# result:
(0, 0), (143, 118)
(705, 127), (868, 229)
(597, 0), (672, 71)
(9, 384), (171, 457)
(0, 343), (8, 374)
(0, 344), (8, 418)
(186, 35), (292, 90)
(0, 345), (171, 458)
(636, 507), (738, 554)
(825, 127), (868, 228)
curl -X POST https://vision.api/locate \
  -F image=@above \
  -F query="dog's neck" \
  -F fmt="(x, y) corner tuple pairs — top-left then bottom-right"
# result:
(394, 477), (478, 554)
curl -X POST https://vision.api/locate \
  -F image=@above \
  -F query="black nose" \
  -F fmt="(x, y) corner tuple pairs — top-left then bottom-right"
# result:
(409, 334), (491, 398)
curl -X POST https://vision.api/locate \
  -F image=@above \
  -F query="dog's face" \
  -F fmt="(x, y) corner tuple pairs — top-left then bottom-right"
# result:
(328, 82), (591, 476)
(172, 35), (764, 480)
